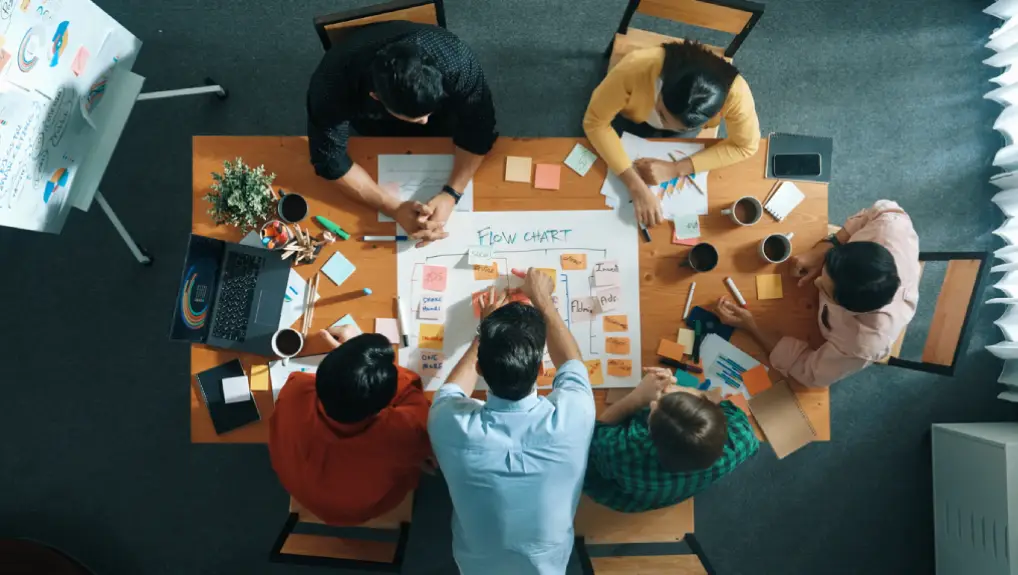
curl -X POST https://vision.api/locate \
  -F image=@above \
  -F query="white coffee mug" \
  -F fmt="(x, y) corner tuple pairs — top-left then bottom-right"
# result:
(760, 232), (795, 263)
(271, 328), (304, 366)
(721, 196), (763, 226)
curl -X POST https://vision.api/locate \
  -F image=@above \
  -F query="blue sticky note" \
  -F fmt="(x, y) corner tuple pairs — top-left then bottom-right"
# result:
(331, 313), (359, 330)
(675, 370), (700, 388)
(321, 251), (356, 287)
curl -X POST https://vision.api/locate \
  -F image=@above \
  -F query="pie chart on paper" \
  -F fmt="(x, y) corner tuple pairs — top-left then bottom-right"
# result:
(43, 167), (68, 203)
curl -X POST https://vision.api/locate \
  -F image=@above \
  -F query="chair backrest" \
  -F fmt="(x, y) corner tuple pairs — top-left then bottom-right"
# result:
(615, 0), (764, 58)
(314, 0), (446, 51)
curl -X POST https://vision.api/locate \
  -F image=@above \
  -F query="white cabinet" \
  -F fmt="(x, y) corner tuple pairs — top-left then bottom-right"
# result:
(933, 423), (1018, 575)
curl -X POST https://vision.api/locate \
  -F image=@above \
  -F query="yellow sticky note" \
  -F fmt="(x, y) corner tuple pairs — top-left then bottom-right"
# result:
(249, 364), (270, 392)
(584, 359), (605, 385)
(536, 268), (557, 290)
(607, 358), (632, 377)
(756, 274), (783, 300)
(560, 254), (587, 270)
(603, 315), (629, 332)
(605, 337), (630, 355)
(418, 324), (445, 350)
(677, 329), (695, 355)
(473, 262), (499, 280)
(505, 156), (533, 183)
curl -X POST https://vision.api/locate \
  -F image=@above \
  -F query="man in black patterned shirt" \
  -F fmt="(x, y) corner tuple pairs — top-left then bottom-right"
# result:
(307, 21), (498, 246)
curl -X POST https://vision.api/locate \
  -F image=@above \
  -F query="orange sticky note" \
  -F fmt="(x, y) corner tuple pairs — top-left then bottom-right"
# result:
(536, 267), (557, 290)
(560, 254), (587, 270)
(741, 364), (772, 396)
(473, 262), (499, 280)
(605, 337), (630, 355)
(471, 290), (484, 318)
(584, 359), (604, 385)
(657, 339), (686, 361)
(249, 364), (270, 392)
(606, 358), (632, 377)
(418, 324), (445, 350)
(756, 274), (783, 300)
(505, 156), (532, 183)
(603, 315), (629, 332)
(534, 164), (561, 190)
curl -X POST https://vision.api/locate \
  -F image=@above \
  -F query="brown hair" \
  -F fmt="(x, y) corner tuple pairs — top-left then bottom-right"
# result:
(648, 392), (728, 472)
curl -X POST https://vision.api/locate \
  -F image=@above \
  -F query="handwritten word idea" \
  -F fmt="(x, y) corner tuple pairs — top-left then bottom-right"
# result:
(476, 226), (573, 246)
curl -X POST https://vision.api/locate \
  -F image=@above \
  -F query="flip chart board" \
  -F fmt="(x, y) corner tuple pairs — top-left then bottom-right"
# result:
(0, 0), (140, 233)
(397, 210), (642, 390)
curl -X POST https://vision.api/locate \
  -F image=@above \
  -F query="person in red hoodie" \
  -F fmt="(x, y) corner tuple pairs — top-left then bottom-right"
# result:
(269, 325), (431, 525)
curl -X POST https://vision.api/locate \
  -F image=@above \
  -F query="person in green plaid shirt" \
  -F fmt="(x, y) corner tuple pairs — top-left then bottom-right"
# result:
(584, 368), (759, 512)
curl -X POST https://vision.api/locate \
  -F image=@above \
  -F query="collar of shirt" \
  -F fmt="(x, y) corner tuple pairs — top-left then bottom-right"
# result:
(316, 401), (376, 437)
(485, 389), (540, 412)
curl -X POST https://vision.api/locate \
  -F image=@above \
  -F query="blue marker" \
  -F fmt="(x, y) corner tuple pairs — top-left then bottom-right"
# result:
(362, 288), (373, 295)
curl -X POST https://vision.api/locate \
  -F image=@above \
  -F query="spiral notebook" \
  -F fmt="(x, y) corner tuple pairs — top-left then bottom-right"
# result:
(763, 181), (805, 221)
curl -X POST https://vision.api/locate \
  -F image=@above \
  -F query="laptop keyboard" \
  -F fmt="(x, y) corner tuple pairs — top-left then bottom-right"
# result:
(210, 252), (264, 342)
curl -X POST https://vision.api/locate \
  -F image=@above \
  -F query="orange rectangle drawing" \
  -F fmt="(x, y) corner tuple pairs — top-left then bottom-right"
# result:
(561, 254), (587, 270)
(473, 262), (499, 280)
(605, 337), (630, 355)
(603, 315), (629, 332)
(584, 359), (604, 385)
(606, 358), (632, 377)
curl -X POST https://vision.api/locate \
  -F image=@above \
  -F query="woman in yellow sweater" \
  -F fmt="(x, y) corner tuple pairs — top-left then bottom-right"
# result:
(583, 42), (760, 227)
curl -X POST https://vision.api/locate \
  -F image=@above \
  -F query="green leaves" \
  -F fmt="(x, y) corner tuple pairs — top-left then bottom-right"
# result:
(203, 157), (277, 232)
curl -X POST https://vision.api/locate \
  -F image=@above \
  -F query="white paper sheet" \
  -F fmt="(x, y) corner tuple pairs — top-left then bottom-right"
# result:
(700, 333), (761, 399)
(268, 353), (327, 401)
(278, 268), (320, 330)
(377, 154), (474, 222)
(599, 132), (709, 216)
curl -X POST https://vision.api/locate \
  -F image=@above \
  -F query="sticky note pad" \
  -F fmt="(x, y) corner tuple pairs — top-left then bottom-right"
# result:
(605, 337), (630, 355)
(595, 286), (620, 313)
(71, 46), (89, 76)
(534, 164), (561, 190)
(561, 254), (587, 270)
(423, 265), (448, 292)
(675, 370), (700, 388)
(331, 313), (359, 331)
(593, 260), (620, 286)
(756, 274), (783, 300)
(607, 358), (632, 377)
(418, 324), (445, 350)
(564, 143), (597, 176)
(584, 359), (604, 385)
(467, 245), (493, 265)
(673, 214), (700, 240)
(249, 364), (270, 392)
(741, 364), (772, 396)
(570, 297), (596, 323)
(603, 315), (629, 332)
(677, 329), (695, 355)
(375, 318), (400, 345)
(419, 294), (444, 321)
(536, 268), (557, 290)
(505, 156), (533, 183)
(473, 262), (499, 280)
(321, 251), (356, 286)
(222, 375), (251, 404)
(417, 350), (444, 376)
(657, 339), (686, 361)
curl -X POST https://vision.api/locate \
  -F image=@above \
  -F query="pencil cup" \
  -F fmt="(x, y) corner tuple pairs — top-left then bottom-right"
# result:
(721, 196), (762, 226)
(272, 328), (304, 366)
(760, 233), (794, 264)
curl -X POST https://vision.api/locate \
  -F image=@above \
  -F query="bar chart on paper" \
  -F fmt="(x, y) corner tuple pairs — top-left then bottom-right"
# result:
(396, 210), (643, 390)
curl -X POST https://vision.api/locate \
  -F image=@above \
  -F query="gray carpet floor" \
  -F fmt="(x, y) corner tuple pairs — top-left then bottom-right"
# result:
(0, 0), (1014, 573)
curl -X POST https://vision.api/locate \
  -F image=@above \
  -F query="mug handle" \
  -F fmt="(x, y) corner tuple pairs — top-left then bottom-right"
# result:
(785, 232), (795, 240)
(281, 356), (289, 367)
(721, 209), (732, 215)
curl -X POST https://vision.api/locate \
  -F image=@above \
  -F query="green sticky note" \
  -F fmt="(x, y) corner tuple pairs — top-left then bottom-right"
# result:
(675, 371), (700, 388)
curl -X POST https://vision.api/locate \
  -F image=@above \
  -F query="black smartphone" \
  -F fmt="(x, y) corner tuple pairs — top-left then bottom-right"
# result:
(772, 153), (822, 177)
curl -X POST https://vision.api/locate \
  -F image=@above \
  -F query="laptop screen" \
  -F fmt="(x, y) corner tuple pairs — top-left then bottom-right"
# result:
(170, 235), (224, 342)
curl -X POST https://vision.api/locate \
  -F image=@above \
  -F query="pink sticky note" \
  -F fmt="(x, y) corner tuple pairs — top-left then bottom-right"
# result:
(534, 164), (561, 190)
(570, 297), (596, 323)
(593, 260), (620, 287)
(0, 49), (11, 73)
(375, 318), (400, 345)
(595, 286), (620, 313)
(71, 46), (89, 76)
(417, 350), (444, 376)
(422, 264), (447, 292)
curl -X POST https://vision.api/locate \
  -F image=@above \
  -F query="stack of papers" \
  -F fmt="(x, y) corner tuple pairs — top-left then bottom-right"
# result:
(598, 132), (710, 217)
(699, 334), (761, 399)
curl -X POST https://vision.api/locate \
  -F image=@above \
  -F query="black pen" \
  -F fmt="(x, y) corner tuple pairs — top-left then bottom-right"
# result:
(639, 223), (652, 243)
(659, 356), (704, 374)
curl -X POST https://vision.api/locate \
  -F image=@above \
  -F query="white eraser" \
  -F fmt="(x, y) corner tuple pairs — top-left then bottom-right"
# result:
(222, 375), (251, 404)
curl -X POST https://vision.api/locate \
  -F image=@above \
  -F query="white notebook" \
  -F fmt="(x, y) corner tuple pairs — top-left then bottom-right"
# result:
(764, 182), (805, 221)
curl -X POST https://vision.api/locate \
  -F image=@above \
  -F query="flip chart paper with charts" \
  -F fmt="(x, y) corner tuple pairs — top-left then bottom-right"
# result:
(397, 210), (642, 390)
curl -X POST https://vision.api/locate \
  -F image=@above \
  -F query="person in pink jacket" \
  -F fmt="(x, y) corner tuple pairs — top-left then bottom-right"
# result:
(716, 200), (920, 388)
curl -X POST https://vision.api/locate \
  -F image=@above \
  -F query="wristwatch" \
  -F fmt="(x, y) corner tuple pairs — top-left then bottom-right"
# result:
(441, 185), (462, 204)
(822, 233), (842, 247)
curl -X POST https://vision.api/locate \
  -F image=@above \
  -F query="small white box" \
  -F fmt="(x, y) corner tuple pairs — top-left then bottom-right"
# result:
(222, 375), (251, 404)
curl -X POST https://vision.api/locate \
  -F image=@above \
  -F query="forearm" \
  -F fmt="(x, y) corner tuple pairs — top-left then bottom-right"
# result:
(597, 392), (645, 424)
(335, 164), (401, 217)
(744, 321), (783, 355)
(535, 297), (581, 366)
(447, 146), (484, 194)
(446, 338), (480, 395)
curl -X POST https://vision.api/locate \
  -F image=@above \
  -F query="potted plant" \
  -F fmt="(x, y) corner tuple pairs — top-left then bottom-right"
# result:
(204, 157), (276, 232)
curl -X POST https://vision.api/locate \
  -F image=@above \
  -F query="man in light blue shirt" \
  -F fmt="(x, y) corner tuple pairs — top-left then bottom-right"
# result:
(429, 268), (596, 575)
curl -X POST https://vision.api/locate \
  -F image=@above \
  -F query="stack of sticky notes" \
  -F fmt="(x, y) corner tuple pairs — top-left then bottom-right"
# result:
(534, 164), (561, 190)
(222, 375), (251, 404)
(756, 274), (783, 300)
(564, 143), (597, 176)
(321, 251), (356, 286)
(505, 156), (532, 183)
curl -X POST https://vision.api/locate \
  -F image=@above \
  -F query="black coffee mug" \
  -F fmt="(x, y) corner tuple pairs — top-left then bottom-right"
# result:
(278, 191), (309, 223)
(682, 242), (718, 272)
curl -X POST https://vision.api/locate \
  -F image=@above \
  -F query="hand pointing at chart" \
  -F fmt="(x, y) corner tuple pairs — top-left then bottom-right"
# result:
(512, 268), (553, 307)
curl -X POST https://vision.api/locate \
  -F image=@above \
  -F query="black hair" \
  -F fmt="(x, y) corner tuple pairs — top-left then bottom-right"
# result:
(315, 333), (398, 423)
(649, 392), (728, 472)
(824, 241), (901, 313)
(477, 302), (546, 401)
(370, 42), (445, 118)
(659, 42), (739, 130)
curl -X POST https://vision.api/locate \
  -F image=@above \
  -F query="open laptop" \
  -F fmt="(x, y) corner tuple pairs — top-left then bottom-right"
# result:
(170, 234), (290, 356)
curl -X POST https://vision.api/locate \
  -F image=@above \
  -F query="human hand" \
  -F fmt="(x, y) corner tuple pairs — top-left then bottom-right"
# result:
(632, 367), (675, 406)
(393, 200), (448, 247)
(789, 246), (829, 288)
(416, 192), (457, 248)
(512, 267), (554, 308)
(715, 296), (756, 329)
(319, 324), (362, 349)
(478, 285), (508, 320)
(633, 158), (680, 185)
(628, 179), (664, 228)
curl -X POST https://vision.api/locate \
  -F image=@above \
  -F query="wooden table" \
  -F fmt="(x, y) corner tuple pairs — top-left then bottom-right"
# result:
(191, 136), (830, 443)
